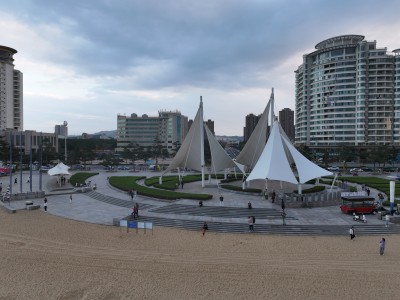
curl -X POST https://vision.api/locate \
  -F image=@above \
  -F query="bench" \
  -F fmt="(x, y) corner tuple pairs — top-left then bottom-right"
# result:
(27, 204), (41, 210)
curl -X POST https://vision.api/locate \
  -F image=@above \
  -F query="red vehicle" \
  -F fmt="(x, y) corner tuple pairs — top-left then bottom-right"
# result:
(340, 196), (377, 214)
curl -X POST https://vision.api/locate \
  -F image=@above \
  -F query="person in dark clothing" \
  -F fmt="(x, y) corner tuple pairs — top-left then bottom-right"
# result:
(202, 222), (208, 236)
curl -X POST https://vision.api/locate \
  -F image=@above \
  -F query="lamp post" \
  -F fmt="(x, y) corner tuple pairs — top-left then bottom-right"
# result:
(63, 121), (68, 162)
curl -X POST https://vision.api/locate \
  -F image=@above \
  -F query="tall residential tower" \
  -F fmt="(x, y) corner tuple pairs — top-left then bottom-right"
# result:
(295, 35), (400, 148)
(0, 46), (23, 130)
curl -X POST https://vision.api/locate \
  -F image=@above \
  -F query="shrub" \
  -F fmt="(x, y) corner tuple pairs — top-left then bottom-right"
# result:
(69, 172), (99, 186)
(293, 185), (325, 194)
(109, 176), (213, 200)
(220, 184), (262, 194)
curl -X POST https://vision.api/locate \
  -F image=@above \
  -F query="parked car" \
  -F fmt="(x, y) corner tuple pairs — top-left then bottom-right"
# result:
(328, 166), (340, 171)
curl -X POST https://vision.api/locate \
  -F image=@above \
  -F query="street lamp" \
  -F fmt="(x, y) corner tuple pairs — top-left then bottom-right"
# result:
(63, 121), (68, 162)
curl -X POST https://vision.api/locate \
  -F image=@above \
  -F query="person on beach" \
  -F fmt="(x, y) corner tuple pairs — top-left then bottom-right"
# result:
(248, 216), (254, 232)
(202, 222), (208, 236)
(219, 195), (224, 207)
(379, 238), (386, 255)
(385, 214), (390, 227)
(349, 226), (355, 240)
(44, 198), (48, 212)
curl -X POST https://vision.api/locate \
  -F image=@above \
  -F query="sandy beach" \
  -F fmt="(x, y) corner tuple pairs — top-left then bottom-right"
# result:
(0, 209), (399, 300)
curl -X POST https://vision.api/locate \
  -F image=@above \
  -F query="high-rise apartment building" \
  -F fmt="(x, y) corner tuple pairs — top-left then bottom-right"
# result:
(279, 108), (295, 142)
(243, 113), (261, 142)
(116, 110), (188, 153)
(295, 35), (400, 148)
(0, 46), (23, 130)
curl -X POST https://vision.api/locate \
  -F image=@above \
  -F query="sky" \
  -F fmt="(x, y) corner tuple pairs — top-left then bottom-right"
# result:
(1, 0), (400, 136)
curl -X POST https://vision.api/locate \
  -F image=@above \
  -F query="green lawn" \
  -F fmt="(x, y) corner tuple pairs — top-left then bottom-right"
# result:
(109, 176), (213, 200)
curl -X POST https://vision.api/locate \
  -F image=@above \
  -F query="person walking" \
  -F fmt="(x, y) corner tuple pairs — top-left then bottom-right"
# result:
(202, 222), (208, 236)
(181, 181), (184, 189)
(134, 202), (139, 218)
(69, 194), (72, 204)
(385, 214), (390, 227)
(248, 216), (254, 232)
(219, 195), (224, 207)
(43, 198), (48, 212)
(379, 238), (386, 256)
(349, 226), (355, 240)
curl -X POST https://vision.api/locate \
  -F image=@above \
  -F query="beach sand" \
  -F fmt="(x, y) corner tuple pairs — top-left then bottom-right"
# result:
(0, 209), (399, 300)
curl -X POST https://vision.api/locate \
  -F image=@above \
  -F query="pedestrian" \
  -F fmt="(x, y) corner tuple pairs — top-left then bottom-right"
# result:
(14, 178), (17, 184)
(248, 216), (254, 232)
(281, 211), (286, 226)
(379, 238), (386, 255)
(181, 181), (184, 189)
(69, 194), (72, 203)
(366, 188), (370, 196)
(134, 202), (139, 218)
(130, 189), (134, 201)
(202, 222), (208, 236)
(349, 226), (355, 240)
(248, 201), (252, 209)
(44, 198), (48, 212)
(385, 214), (390, 227)
(219, 195), (224, 207)
(27, 177), (30, 183)
(133, 188), (137, 201)
(271, 191), (276, 203)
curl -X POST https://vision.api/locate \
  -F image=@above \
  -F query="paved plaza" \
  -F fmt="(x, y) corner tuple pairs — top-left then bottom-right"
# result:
(1, 169), (399, 235)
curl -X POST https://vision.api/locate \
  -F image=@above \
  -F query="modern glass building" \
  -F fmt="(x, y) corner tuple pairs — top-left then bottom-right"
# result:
(116, 110), (188, 153)
(295, 35), (399, 148)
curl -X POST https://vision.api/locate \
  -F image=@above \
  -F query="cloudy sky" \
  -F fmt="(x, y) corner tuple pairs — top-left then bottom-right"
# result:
(1, 0), (400, 136)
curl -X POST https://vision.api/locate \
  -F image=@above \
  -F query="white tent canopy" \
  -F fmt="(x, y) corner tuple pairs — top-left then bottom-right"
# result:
(205, 124), (237, 173)
(163, 99), (204, 174)
(246, 120), (332, 184)
(48, 162), (71, 176)
(235, 90), (274, 171)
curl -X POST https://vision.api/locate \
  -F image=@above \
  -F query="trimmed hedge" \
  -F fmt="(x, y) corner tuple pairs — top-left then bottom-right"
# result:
(69, 172), (99, 186)
(293, 185), (325, 194)
(220, 184), (262, 194)
(109, 176), (213, 200)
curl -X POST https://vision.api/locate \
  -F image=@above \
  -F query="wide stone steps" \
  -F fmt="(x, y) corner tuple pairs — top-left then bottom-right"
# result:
(86, 192), (400, 236)
(149, 204), (297, 220)
(86, 191), (154, 210)
(133, 216), (400, 236)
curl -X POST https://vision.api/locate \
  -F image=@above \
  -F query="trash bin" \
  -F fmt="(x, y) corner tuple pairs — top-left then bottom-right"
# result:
(377, 211), (383, 220)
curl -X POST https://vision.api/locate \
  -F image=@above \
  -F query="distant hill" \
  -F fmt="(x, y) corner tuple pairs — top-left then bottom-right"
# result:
(216, 135), (243, 142)
(93, 130), (117, 138)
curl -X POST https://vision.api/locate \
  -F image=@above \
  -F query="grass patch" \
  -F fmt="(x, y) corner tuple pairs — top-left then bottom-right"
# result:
(339, 176), (400, 197)
(109, 176), (213, 200)
(69, 172), (99, 186)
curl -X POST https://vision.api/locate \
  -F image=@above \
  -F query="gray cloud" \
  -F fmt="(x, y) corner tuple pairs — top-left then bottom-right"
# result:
(2, 0), (400, 134)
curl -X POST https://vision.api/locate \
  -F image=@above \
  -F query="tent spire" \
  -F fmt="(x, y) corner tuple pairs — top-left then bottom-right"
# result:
(270, 88), (275, 127)
(200, 96), (205, 187)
